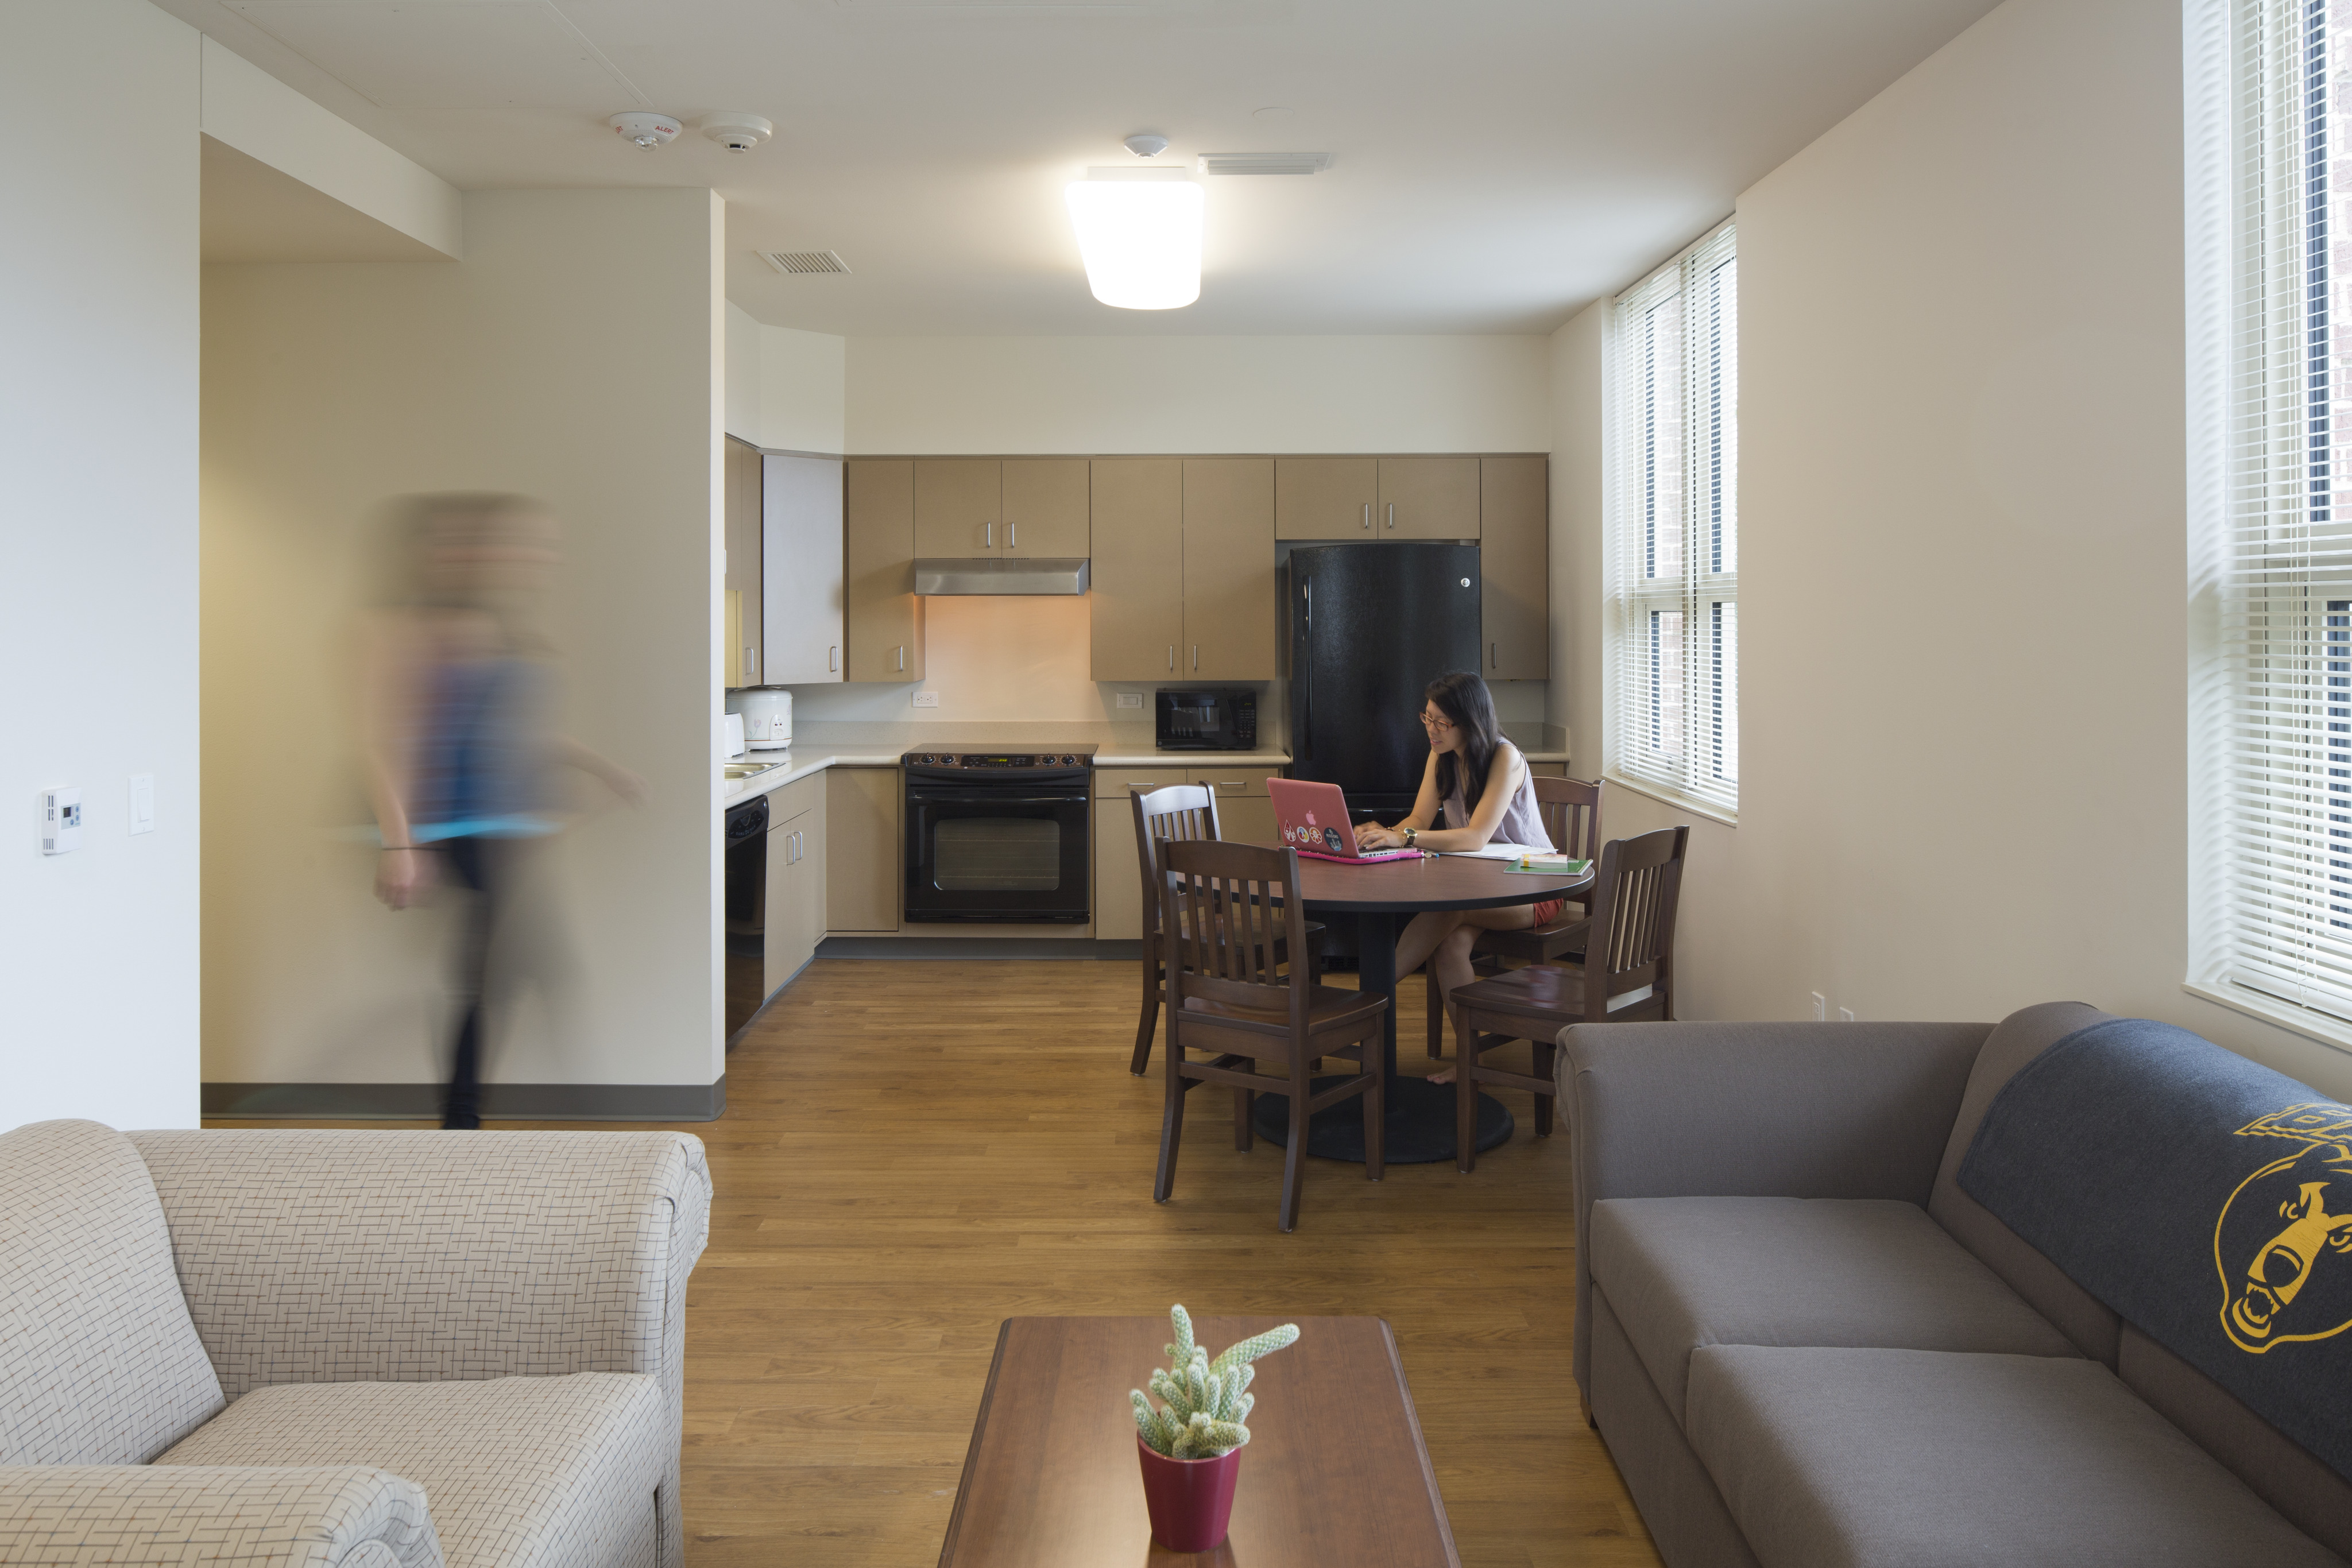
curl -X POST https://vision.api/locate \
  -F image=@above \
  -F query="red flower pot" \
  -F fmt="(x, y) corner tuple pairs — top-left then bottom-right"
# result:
(1136, 1433), (1242, 1552)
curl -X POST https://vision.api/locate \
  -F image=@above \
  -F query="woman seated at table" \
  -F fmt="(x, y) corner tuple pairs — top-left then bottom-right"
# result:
(1356, 672), (1559, 1082)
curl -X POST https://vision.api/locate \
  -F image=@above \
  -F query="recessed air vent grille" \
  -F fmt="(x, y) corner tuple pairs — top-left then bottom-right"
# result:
(1196, 152), (1332, 176)
(757, 250), (850, 275)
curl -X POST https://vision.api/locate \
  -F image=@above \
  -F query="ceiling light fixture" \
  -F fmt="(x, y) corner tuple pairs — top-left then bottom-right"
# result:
(1065, 134), (1202, 311)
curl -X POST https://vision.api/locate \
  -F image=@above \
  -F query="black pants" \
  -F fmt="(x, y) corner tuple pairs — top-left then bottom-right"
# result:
(440, 835), (505, 1129)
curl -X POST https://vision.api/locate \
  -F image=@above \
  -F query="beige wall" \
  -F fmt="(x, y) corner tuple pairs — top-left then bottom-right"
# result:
(1549, 0), (2352, 1099)
(2, 0), (203, 1130)
(845, 335), (1550, 455)
(203, 188), (726, 1104)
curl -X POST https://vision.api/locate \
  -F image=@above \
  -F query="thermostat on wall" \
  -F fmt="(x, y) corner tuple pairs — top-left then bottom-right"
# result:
(41, 787), (82, 855)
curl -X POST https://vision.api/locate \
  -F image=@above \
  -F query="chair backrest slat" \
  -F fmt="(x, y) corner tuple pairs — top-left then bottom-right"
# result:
(1580, 825), (1689, 1015)
(1160, 839), (1309, 1027)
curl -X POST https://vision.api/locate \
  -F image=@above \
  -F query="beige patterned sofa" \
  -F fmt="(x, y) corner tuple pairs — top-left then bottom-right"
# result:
(0, 1119), (710, 1567)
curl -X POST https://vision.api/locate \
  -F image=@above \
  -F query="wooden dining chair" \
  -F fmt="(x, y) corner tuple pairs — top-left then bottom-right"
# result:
(1444, 825), (1688, 1174)
(1129, 784), (1316, 1075)
(1427, 775), (1606, 1058)
(1154, 839), (1387, 1233)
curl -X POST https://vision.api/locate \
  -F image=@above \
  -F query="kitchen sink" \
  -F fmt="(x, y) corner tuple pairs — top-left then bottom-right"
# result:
(724, 761), (781, 779)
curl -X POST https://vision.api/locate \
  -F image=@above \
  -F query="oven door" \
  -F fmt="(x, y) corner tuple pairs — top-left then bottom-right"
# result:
(903, 785), (1091, 923)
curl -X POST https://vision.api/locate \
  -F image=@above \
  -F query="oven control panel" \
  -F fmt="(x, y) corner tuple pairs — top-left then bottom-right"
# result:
(901, 752), (1088, 770)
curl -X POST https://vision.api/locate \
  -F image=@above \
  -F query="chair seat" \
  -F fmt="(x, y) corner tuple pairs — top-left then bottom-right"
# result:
(1452, 962), (1595, 1022)
(1474, 908), (1589, 961)
(1181, 982), (1386, 1035)
(157, 1373), (665, 1568)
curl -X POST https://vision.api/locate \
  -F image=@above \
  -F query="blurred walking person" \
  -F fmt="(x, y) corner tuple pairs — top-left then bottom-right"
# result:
(357, 494), (643, 1128)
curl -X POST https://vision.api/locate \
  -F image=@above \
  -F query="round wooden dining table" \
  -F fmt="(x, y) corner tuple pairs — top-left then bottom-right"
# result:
(1247, 850), (1595, 1165)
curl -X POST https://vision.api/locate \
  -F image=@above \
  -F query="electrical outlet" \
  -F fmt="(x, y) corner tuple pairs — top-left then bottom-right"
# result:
(1838, 1007), (1855, 1024)
(911, 691), (939, 708)
(1811, 992), (1827, 1021)
(1116, 691), (1144, 710)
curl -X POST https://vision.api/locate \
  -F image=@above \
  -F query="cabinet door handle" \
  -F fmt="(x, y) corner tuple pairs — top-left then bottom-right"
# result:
(1387, 502), (1396, 530)
(1193, 645), (1199, 671)
(985, 521), (994, 549)
(1168, 645), (1175, 671)
(1491, 641), (1498, 669)
(746, 646), (757, 680)
(829, 645), (838, 673)
(1008, 522), (1016, 548)
(1361, 502), (1370, 531)
(896, 645), (905, 672)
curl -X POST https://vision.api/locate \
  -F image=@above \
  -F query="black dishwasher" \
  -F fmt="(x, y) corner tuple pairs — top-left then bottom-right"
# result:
(724, 794), (768, 1040)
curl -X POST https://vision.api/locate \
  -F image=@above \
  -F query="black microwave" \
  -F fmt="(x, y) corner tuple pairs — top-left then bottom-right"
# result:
(1156, 688), (1257, 750)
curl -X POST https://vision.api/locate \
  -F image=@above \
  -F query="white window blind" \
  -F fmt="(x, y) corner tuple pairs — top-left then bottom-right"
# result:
(2216, 0), (2352, 1019)
(1606, 221), (1739, 817)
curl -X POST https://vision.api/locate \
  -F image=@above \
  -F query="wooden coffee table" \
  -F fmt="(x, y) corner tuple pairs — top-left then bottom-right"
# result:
(938, 1315), (1460, 1567)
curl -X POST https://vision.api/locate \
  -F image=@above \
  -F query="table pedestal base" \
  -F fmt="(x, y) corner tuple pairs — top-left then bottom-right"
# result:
(1251, 1075), (1514, 1166)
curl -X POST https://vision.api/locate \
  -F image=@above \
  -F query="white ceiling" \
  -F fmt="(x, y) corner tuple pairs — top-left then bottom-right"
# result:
(158, 0), (2001, 336)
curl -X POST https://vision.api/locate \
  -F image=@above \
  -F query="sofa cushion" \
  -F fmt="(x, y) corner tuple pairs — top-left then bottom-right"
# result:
(0, 1120), (226, 1464)
(1588, 1196), (2079, 1424)
(1927, 1000), (2123, 1361)
(158, 1373), (664, 1568)
(1684, 1346), (2346, 1568)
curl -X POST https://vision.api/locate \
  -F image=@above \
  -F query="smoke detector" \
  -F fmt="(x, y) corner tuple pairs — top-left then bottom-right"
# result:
(608, 112), (680, 148)
(1123, 133), (1170, 159)
(701, 113), (774, 153)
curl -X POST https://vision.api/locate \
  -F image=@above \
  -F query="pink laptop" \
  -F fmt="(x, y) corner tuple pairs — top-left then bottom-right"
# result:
(1264, 778), (1425, 864)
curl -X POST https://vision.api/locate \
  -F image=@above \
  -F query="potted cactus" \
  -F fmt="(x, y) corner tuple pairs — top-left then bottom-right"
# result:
(1127, 1305), (1300, 1552)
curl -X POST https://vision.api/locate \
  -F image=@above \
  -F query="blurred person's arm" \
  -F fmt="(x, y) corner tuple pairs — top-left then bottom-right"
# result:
(556, 737), (647, 808)
(358, 610), (434, 909)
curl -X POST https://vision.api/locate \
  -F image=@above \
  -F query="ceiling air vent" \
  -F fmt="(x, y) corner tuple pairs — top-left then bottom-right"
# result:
(1196, 152), (1332, 176)
(757, 250), (850, 275)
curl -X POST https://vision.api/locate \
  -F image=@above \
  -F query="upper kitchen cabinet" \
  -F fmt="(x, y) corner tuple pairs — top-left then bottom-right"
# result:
(845, 460), (925, 683)
(913, 459), (999, 558)
(1001, 459), (1089, 557)
(1274, 457), (1378, 540)
(1089, 459), (1185, 681)
(1181, 458), (1276, 680)
(1378, 457), (1481, 539)
(763, 454), (845, 684)
(724, 437), (764, 688)
(1480, 456), (1549, 680)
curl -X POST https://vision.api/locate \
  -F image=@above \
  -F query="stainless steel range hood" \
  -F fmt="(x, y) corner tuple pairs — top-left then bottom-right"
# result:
(912, 557), (1092, 596)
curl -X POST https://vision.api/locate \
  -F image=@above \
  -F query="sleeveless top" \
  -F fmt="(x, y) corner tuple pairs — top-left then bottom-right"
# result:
(1440, 744), (1554, 852)
(408, 656), (557, 842)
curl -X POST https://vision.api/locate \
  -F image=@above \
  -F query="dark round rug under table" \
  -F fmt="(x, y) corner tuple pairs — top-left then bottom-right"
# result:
(1250, 1074), (1514, 1165)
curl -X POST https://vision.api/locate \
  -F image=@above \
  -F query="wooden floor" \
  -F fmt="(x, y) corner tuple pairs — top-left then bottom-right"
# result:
(212, 958), (1661, 1568)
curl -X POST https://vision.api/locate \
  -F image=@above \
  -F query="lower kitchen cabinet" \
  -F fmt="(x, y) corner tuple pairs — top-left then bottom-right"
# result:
(763, 776), (826, 994)
(1093, 766), (1280, 943)
(826, 766), (900, 933)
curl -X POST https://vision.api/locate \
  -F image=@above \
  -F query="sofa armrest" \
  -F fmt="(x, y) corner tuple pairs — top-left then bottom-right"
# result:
(126, 1130), (710, 1401)
(1561, 1020), (1987, 1392)
(0, 1465), (442, 1566)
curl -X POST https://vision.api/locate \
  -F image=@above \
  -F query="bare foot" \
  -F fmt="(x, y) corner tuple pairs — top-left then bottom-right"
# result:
(1428, 1067), (1456, 1085)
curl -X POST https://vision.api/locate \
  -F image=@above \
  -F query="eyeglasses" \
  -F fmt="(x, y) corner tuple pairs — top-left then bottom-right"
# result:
(1418, 710), (1453, 731)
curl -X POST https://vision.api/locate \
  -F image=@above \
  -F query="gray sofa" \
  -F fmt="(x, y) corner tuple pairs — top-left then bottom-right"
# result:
(1564, 1002), (2352, 1568)
(0, 1119), (710, 1567)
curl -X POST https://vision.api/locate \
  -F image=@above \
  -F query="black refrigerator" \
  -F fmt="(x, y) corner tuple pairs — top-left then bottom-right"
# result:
(1286, 542), (1482, 820)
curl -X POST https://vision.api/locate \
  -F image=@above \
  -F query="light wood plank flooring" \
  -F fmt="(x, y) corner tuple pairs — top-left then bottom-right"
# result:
(212, 957), (1660, 1567)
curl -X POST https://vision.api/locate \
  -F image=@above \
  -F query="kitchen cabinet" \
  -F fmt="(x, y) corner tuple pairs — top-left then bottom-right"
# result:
(1274, 458), (1379, 540)
(1093, 768), (1279, 942)
(1088, 460), (1186, 680)
(1378, 457), (1481, 539)
(845, 460), (925, 682)
(1480, 456), (1549, 680)
(763, 775), (826, 994)
(1180, 458), (1276, 680)
(825, 766), (900, 933)
(1185, 768), (1278, 849)
(1089, 459), (1276, 682)
(914, 459), (1089, 559)
(725, 436), (763, 687)
(1093, 797), (1144, 942)
(763, 454), (845, 683)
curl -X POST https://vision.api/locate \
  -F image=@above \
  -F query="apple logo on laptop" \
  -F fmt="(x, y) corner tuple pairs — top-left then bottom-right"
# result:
(1303, 809), (1318, 827)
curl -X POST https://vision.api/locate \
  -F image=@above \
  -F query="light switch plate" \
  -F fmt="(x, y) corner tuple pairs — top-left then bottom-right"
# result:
(1116, 691), (1143, 709)
(129, 774), (155, 834)
(911, 691), (940, 708)
(41, 787), (83, 855)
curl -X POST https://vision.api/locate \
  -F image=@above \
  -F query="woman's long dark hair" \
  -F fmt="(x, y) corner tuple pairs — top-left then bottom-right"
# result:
(1426, 671), (1503, 822)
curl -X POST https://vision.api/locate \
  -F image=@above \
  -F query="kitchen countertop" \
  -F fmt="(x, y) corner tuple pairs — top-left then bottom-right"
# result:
(721, 720), (1569, 806)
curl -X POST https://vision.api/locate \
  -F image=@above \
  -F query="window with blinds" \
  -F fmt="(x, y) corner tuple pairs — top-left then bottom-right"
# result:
(1606, 221), (1738, 818)
(2214, 0), (2352, 1019)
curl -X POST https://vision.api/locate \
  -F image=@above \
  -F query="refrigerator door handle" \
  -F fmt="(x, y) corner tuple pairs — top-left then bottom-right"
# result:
(1298, 577), (1311, 755)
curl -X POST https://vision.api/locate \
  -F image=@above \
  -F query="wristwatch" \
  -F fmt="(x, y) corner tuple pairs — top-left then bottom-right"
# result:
(1403, 827), (1417, 847)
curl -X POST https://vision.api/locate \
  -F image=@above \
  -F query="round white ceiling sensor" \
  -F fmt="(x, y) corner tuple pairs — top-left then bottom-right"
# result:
(701, 113), (774, 153)
(608, 112), (680, 148)
(1123, 133), (1170, 159)
(1252, 106), (1298, 123)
